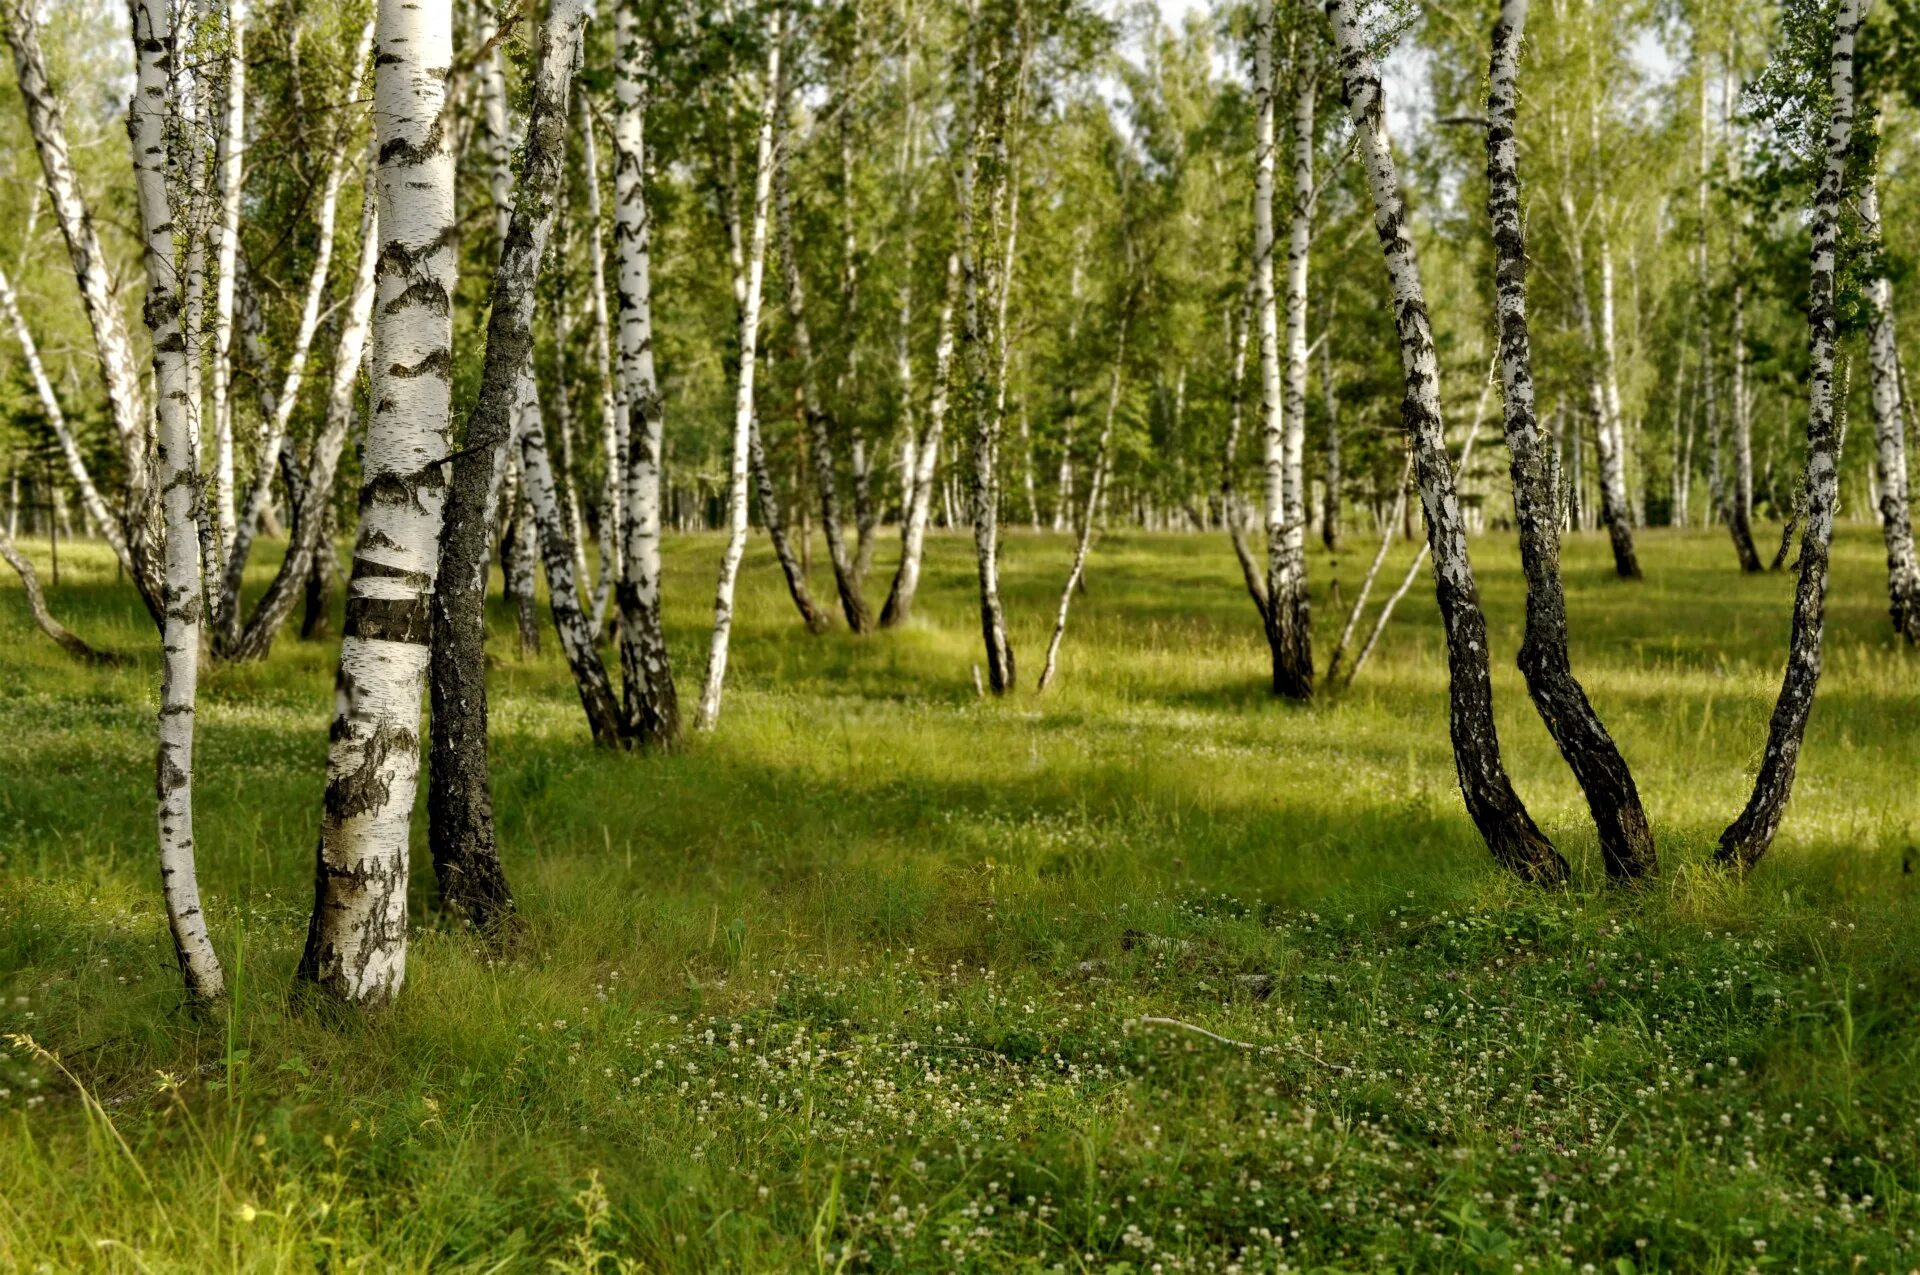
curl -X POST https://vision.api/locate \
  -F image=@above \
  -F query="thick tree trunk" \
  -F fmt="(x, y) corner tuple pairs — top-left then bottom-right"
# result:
(228, 145), (379, 663)
(1860, 177), (1920, 643)
(1486, 0), (1655, 881)
(427, 0), (584, 933)
(128, 0), (225, 1002)
(775, 123), (872, 634)
(299, 0), (459, 1006)
(1716, 0), (1860, 871)
(1253, 0), (1310, 700)
(882, 254), (960, 627)
(1270, 25), (1316, 697)
(612, 9), (678, 746)
(1328, 0), (1567, 886)
(696, 10), (783, 732)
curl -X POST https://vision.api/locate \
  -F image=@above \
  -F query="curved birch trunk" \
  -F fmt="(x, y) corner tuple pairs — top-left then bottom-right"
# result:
(228, 144), (378, 663)
(1716, 0), (1861, 871)
(1327, 0), (1567, 886)
(1486, 0), (1655, 881)
(216, 22), (373, 651)
(128, 0), (225, 1002)
(1252, 0), (1309, 700)
(4, 0), (160, 621)
(1037, 317), (1126, 692)
(298, 0), (459, 1006)
(0, 526), (114, 663)
(775, 120), (872, 634)
(696, 10), (783, 732)
(427, 0), (586, 932)
(611, 7), (678, 745)
(1860, 177), (1920, 643)
(881, 253), (959, 627)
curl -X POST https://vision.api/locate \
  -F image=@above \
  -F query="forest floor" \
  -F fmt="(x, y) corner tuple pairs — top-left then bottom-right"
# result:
(0, 527), (1916, 1272)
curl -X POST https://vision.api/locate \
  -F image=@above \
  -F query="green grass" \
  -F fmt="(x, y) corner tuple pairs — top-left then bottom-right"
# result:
(0, 524), (1916, 1272)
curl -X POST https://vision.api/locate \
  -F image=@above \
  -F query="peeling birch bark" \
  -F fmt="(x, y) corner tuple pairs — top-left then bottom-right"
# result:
(1716, 0), (1861, 871)
(1328, 0), (1567, 886)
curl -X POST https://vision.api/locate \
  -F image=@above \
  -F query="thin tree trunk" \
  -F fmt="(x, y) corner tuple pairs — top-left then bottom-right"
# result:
(696, 10), (783, 732)
(1320, 324), (1341, 552)
(1486, 0), (1655, 881)
(426, 0), (584, 932)
(1253, 0), (1309, 700)
(1721, 68), (1764, 572)
(1037, 316), (1126, 692)
(1861, 175), (1920, 643)
(0, 526), (114, 663)
(1220, 279), (1270, 622)
(1329, 0), (1567, 886)
(207, 0), (247, 584)
(299, 0), (459, 1006)
(1716, 0), (1860, 871)
(1324, 452), (1409, 685)
(1562, 196), (1640, 579)
(612, 7), (677, 746)
(228, 143), (379, 663)
(882, 253), (960, 627)
(1270, 23), (1316, 697)
(129, 0), (225, 1002)
(580, 92), (625, 635)
(775, 114), (871, 633)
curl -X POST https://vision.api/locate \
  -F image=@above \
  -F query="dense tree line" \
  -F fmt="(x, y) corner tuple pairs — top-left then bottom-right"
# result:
(0, 0), (1913, 1007)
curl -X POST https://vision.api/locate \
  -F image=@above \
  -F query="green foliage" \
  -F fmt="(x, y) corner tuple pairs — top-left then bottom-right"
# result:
(2, 530), (1917, 1269)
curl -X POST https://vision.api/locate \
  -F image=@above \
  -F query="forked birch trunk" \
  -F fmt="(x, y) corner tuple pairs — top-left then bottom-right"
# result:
(298, 0), (460, 1006)
(612, 6), (678, 746)
(128, 0), (225, 1001)
(427, 0), (587, 932)
(1716, 0), (1862, 871)
(1486, 0), (1655, 880)
(1328, 0), (1567, 886)
(881, 253), (960, 627)
(696, 9), (783, 732)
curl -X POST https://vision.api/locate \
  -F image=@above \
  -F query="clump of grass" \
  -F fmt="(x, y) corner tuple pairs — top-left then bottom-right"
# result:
(0, 529), (1916, 1269)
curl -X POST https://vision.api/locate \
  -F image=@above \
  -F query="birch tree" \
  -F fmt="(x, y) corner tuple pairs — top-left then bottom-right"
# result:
(128, 0), (225, 1001)
(1485, 0), (1655, 881)
(881, 254), (960, 627)
(1327, 0), (1568, 886)
(298, 0), (459, 1006)
(612, 2), (678, 745)
(1716, 0), (1861, 872)
(1860, 173), (1918, 643)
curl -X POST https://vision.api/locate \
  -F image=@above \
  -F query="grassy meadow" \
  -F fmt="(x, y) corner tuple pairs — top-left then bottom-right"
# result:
(0, 524), (1916, 1271)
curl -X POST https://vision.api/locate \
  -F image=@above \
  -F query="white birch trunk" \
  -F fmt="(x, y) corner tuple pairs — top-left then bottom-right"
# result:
(128, 0), (225, 1002)
(299, 0), (458, 1006)
(1716, 0), (1863, 869)
(581, 94), (626, 634)
(612, 5), (677, 744)
(1860, 176), (1919, 642)
(207, 0), (247, 578)
(696, 9), (782, 732)
(882, 253), (960, 626)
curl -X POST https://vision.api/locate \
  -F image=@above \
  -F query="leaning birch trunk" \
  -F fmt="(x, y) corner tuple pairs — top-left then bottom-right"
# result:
(696, 10), (783, 732)
(1323, 452), (1410, 686)
(427, 0), (586, 932)
(128, 0), (224, 1002)
(881, 253), (960, 627)
(228, 150), (379, 664)
(611, 6), (677, 746)
(1486, 0), (1655, 881)
(1327, 0), (1567, 886)
(775, 124), (872, 634)
(1270, 23), (1316, 698)
(1716, 0), (1861, 871)
(580, 92), (626, 635)
(207, 0), (247, 581)
(1252, 0), (1309, 700)
(298, 0), (458, 1006)
(216, 23), (372, 650)
(3, 0), (160, 620)
(0, 525), (112, 663)
(0, 261), (133, 577)
(958, 5), (1016, 694)
(1860, 175), (1920, 643)
(1037, 315), (1126, 692)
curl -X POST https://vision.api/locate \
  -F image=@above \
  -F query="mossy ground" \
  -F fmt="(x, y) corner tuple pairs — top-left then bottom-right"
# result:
(1, 527), (1915, 1271)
